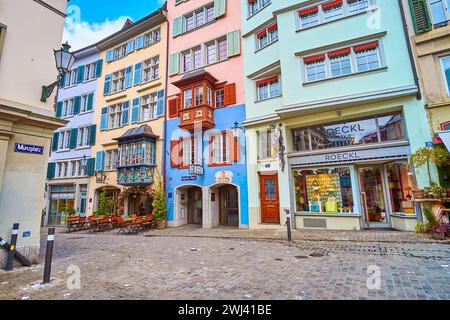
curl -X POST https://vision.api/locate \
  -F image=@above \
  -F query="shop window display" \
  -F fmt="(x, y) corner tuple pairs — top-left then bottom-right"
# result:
(293, 167), (354, 214)
(387, 162), (416, 214)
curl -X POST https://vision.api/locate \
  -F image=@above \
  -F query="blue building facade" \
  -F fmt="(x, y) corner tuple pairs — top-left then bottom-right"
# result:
(45, 44), (102, 225)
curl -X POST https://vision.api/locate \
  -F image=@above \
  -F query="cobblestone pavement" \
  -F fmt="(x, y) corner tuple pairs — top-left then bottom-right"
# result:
(0, 230), (449, 300)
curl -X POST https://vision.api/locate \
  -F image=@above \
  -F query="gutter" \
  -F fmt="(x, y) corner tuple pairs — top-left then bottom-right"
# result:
(398, 0), (422, 101)
(162, 15), (169, 194)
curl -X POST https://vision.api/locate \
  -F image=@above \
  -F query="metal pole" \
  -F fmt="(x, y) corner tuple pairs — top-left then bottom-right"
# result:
(5, 223), (19, 271)
(43, 227), (55, 284)
(0, 237), (31, 267)
(285, 209), (292, 242)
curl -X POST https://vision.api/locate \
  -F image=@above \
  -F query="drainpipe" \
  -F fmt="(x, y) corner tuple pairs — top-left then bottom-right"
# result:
(162, 9), (169, 194)
(398, 0), (422, 101)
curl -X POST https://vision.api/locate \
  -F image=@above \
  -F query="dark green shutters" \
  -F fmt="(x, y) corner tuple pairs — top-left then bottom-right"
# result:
(56, 101), (63, 118)
(77, 65), (85, 83)
(95, 59), (103, 78)
(408, 0), (432, 33)
(87, 93), (94, 111)
(86, 158), (95, 176)
(52, 132), (59, 151)
(89, 124), (96, 146)
(69, 128), (78, 149)
(73, 96), (81, 115)
(47, 162), (56, 179)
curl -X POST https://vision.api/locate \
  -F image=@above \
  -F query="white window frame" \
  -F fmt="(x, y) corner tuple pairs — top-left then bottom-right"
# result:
(255, 24), (278, 51)
(440, 55), (450, 96)
(111, 68), (126, 94)
(180, 36), (227, 73)
(143, 27), (161, 48)
(57, 129), (71, 151)
(248, 0), (271, 18)
(258, 129), (274, 160)
(77, 125), (91, 148)
(140, 92), (158, 122)
(105, 149), (118, 171)
(256, 77), (282, 101)
(108, 103), (123, 129)
(142, 55), (160, 83)
(210, 131), (231, 164)
(182, 136), (198, 166)
(61, 98), (74, 118)
(184, 2), (215, 33)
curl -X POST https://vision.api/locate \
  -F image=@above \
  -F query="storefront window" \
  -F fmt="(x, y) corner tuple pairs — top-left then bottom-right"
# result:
(293, 167), (354, 214)
(386, 162), (415, 214)
(292, 113), (404, 152)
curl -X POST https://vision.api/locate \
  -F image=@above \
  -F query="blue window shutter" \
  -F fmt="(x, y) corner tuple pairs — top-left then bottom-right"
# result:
(59, 73), (66, 88)
(122, 101), (130, 126)
(131, 98), (140, 124)
(136, 35), (144, 49)
(134, 62), (143, 85)
(87, 93), (94, 111)
(103, 74), (111, 95)
(106, 50), (113, 62)
(157, 89), (165, 117)
(73, 96), (81, 115)
(77, 65), (85, 83)
(95, 59), (103, 78)
(126, 40), (135, 54)
(52, 132), (59, 151)
(56, 101), (63, 118)
(47, 162), (56, 179)
(445, 66), (450, 93)
(100, 107), (108, 130)
(125, 66), (133, 88)
(95, 151), (105, 171)
(89, 124), (96, 146)
(69, 128), (78, 149)
(86, 158), (95, 176)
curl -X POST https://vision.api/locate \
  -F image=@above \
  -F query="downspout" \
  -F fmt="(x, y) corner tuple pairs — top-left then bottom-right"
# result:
(162, 10), (169, 194)
(398, 0), (422, 100)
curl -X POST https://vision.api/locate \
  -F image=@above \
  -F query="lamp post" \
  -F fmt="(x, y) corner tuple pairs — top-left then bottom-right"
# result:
(41, 42), (75, 102)
(231, 121), (244, 139)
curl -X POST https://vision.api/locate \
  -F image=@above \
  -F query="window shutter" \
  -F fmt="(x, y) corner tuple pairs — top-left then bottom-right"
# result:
(125, 65), (133, 88)
(89, 124), (96, 146)
(223, 83), (236, 106)
(179, 139), (184, 166)
(69, 128), (78, 149)
(157, 89), (165, 117)
(445, 67), (450, 93)
(408, 0), (432, 33)
(95, 151), (105, 171)
(56, 101), (63, 118)
(104, 74), (112, 95)
(214, 0), (227, 18)
(52, 132), (59, 151)
(106, 50), (113, 62)
(131, 97), (141, 124)
(134, 62), (143, 85)
(209, 135), (214, 164)
(59, 73), (66, 88)
(77, 65), (85, 83)
(168, 53), (180, 76)
(47, 162), (56, 179)
(86, 158), (95, 176)
(168, 97), (180, 118)
(170, 140), (179, 167)
(173, 16), (183, 37)
(100, 107), (108, 131)
(122, 100), (130, 126)
(136, 35), (144, 49)
(126, 40), (135, 54)
(227, 30), (241, 57)
(87, 93), (94, 111)
(95, 59), (103, 78)
(73, 96), (81, 114)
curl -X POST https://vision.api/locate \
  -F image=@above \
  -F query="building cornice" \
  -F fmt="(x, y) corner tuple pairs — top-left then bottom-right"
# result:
(32, 0), (67, 18)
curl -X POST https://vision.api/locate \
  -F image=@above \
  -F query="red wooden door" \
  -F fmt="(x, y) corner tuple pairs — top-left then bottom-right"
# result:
(260, 174), (280, 223)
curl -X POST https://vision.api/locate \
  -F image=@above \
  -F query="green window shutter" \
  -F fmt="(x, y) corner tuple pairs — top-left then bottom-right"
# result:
(173, 16), (183, 37)
(73, 96), (81, 114)
(444, 64), (450, 93)
(86, 158), (95, 176)
(168, 53), (180, 76)
(47, 162), (56, 179)
(214, 0), (226, 18)
(89, 124), (96, 146)
(408, 0), (432, 34)
(69, 128), (78, 149)
(59, 73), (66, 88)
(52, 132), (59, 151)
(227, 30), (241, 57)
(87, 93), (94, 111)
(77, 65), (85, 83)
(56, 101), (63, 118)
(95, 59), (103, 78)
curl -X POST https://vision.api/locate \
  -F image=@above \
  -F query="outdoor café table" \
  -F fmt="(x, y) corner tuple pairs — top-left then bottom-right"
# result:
(118, 218), (136, 235)
(89, 217), (104, 232)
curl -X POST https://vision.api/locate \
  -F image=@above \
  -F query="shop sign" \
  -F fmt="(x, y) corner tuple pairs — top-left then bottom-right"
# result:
(289, 145), (411, 167)
(14, 143), (44, 155)
(181, 176), (197, 181)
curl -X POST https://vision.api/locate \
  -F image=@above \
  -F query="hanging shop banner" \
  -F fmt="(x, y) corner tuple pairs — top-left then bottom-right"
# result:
(289, 144), (411, 168)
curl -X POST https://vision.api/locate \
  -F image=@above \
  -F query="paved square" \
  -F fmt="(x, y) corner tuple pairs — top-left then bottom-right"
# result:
(0, 229), (449, 300)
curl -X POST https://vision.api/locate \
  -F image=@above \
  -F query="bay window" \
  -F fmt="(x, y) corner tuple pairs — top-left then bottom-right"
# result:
(183, 89), (193, 108)
(256, 76), (281, 101)
(194, 86), (204, 106)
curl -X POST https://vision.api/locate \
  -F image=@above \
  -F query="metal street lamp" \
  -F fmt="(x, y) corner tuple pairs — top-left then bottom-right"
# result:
(231, 121), (244, 138)
(41, 42), (75, 102)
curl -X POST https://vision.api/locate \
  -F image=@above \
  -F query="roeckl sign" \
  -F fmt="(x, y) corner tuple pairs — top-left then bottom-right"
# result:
(324, 152), (360, 161)
(14, 143), (44, 155)
(326, 124), (364, 136)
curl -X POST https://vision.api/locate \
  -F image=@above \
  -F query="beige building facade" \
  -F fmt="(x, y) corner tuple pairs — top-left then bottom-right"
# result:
(87, 8), (168, 216)
(0, 0), (67, 264)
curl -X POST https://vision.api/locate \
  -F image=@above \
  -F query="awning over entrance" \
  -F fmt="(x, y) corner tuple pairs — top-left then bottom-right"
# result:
(437, 130), (450, 151)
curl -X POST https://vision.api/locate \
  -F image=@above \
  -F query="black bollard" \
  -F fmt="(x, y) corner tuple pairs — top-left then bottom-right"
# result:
(5, 223), (19, 271)
(285, 209), (292, 242)
(43, 227), (55, 284)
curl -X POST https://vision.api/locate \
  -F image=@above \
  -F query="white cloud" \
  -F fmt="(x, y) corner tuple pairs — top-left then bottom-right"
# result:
(62, 16), (131, 51)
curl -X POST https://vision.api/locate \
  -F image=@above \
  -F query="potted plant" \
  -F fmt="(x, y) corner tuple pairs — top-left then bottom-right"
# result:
(152, 176), (167, 229)
(429, 225), (446, 240)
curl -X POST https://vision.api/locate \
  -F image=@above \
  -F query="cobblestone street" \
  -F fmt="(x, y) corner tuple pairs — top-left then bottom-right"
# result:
(0, 227), (449, 300)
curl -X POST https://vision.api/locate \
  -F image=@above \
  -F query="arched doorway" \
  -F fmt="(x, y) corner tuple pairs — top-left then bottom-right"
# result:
(209, 183), (239, 227)
(95, 186), (120, 215)
(175, 185), (203, 226)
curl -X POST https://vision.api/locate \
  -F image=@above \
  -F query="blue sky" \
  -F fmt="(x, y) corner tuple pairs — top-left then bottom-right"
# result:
(63, 0), (165, 50)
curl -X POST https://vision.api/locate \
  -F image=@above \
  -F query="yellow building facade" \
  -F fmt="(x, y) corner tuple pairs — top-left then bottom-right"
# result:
(87, 8), (167, 216)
